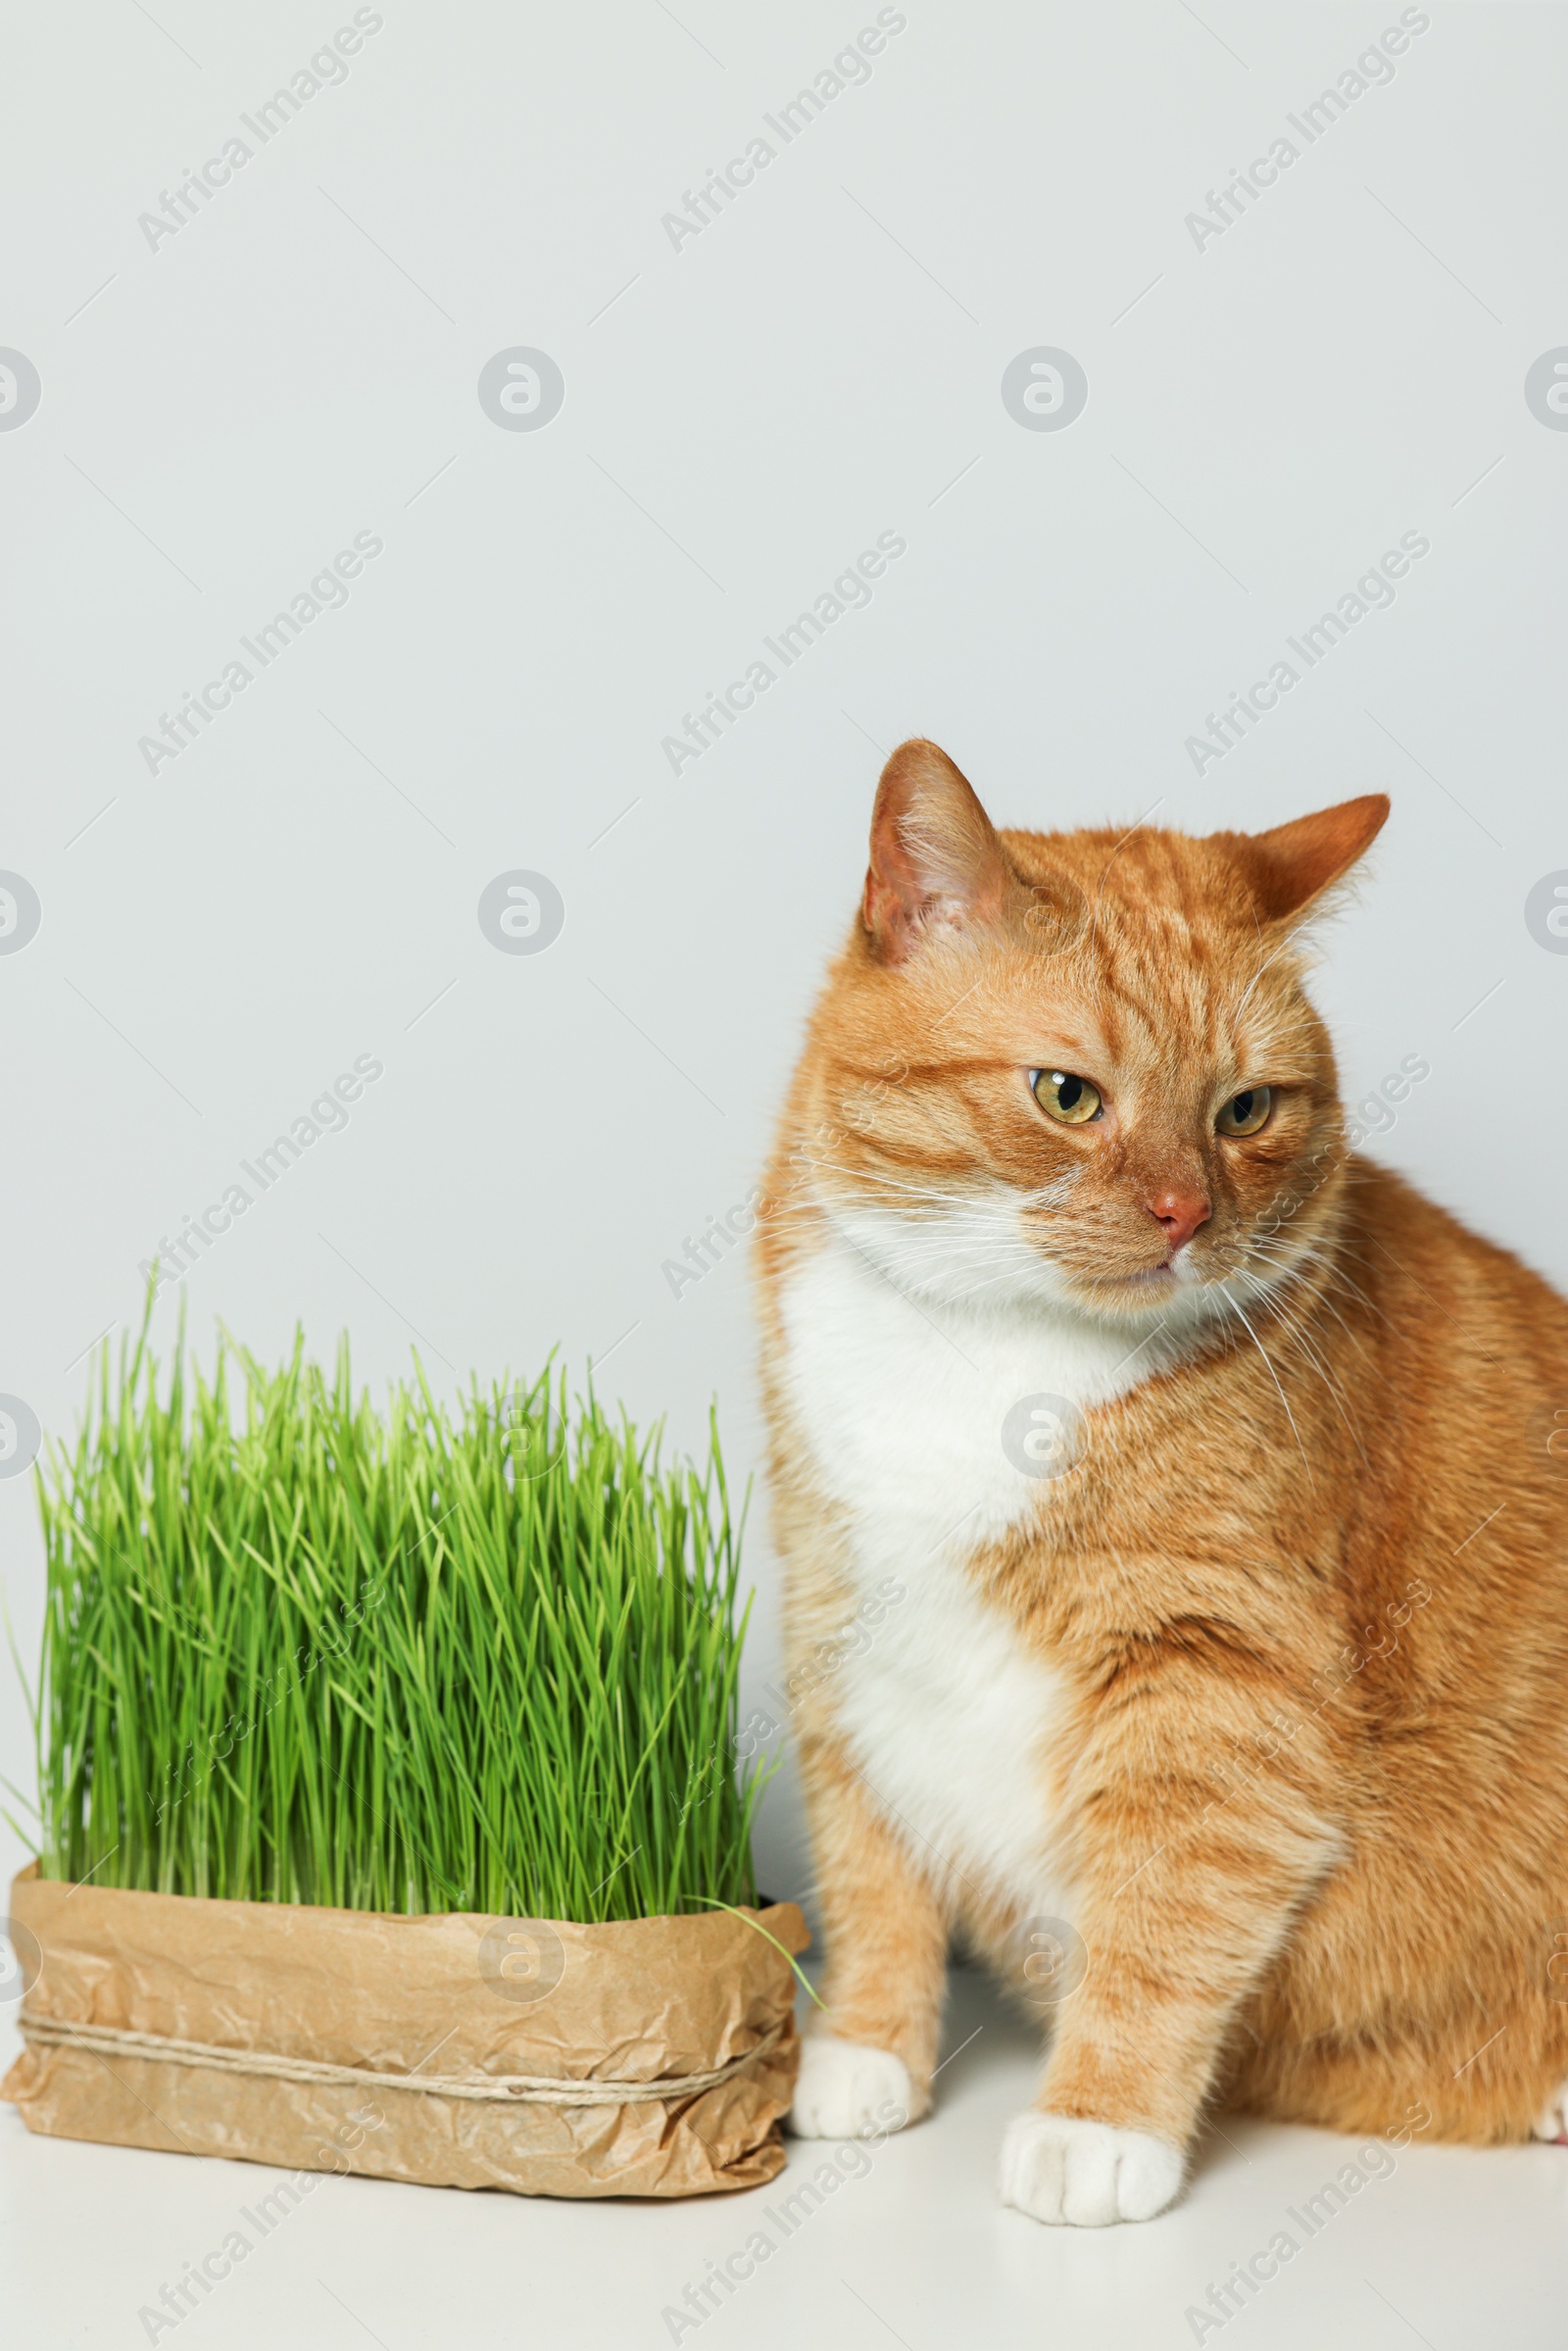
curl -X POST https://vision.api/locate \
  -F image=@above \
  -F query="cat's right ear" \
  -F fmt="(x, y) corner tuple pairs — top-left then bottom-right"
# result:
(862, 739), (1011, 964)
(1226, 794), (1391, 927)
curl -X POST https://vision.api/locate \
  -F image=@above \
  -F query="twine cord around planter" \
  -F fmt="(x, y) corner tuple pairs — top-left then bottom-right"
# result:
(19, 2013), (787, 2107)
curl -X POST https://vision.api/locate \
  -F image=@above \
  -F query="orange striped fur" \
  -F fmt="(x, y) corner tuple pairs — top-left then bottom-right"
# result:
(755, 739), (1568, 2223)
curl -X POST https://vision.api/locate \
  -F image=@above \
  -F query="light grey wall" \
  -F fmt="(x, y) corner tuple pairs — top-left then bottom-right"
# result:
(2, 1), (1564, 1912)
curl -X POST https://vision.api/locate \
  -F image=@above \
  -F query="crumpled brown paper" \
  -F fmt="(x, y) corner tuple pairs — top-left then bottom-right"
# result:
(2, 1867), (807, 2198)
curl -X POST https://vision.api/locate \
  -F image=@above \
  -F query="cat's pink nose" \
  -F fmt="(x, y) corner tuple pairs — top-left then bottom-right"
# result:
(1148, 1188), (1211, 1254)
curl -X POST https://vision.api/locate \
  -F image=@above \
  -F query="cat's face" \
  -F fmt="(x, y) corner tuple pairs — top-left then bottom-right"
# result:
(788, 741), (1388, 1335)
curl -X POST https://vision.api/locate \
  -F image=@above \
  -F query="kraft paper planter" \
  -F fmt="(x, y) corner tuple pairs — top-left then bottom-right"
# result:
(2, 1869), (808, 2200)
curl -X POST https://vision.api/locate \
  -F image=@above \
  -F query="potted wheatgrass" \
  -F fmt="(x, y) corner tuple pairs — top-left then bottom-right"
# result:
(2, 1314), (803, 2199)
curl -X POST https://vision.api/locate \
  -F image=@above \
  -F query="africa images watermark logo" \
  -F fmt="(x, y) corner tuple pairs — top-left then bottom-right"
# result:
(136, 2105), (387, 2342)
(1001, 349), (1088, 432)
(1001, 1394), (1089, 1479)
(662, 1190), (760, 1299)
(477, 872), (565, 953)
(1183, 10), (1432, 254)
(1525, 350), (1568, 429)
(476, 1918), (566, 2004)
(137, 1053), (386, 1295)
(1526, 872), (1568, 952)
(1344, 1053), (1430, 1149)
(476, 349), (564, 431)
(0, 350), (41, 430)
(1183, 2106), (1430, 2341)
(135, 10), (386, 254)
(661, 2098), (906, 2342)
(659, 11), (908, 255)
(138, 532), (385, 776)
(0, 1397), (43, 1482)
(1014, 1915), (1090, 2008)
(1185, 530), (1430, 775)
(661, 532), (907, 776)
(0, 1915), (43, 2007)
(0, 872), (42, 954)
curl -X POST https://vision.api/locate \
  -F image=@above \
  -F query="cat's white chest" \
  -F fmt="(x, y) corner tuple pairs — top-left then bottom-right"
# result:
(777, 1220), (1160, 1916)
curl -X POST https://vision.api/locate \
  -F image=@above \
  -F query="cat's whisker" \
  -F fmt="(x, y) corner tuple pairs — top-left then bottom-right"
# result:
(793, 1160), (981, 1212)
(1232, 1267), (1370, 1467)
(1216, 1284), (1314, 1484)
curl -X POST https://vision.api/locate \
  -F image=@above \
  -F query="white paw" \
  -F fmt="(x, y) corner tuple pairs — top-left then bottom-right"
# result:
(789, 2033), (912, 2140)
(1532, 2078), (1568, 2143)
(1000, 2111), (1184, 2227)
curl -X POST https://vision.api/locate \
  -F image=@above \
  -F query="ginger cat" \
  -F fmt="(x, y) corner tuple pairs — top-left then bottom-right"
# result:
(754, 738), (1568, 2226)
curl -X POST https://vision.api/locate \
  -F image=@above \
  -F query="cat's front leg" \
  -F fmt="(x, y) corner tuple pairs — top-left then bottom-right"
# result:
(790, 1729), (950, 2139)
(1002, 1694), (1341, 2226)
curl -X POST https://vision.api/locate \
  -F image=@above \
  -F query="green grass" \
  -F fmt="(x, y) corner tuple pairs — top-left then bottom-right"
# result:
(15, 1311), (768, 1922)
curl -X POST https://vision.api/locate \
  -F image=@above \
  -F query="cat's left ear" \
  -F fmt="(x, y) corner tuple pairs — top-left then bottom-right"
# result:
(1224, 794), (1390, 926)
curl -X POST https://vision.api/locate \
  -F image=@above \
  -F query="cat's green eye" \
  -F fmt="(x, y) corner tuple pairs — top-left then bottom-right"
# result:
(1031, 1069), (1102, 1126)
(1216, 1086), (1273, 1138)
